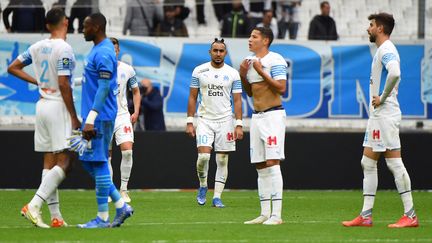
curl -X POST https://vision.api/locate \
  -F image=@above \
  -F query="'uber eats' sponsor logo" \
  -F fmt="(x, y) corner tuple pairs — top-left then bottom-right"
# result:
(208, 84), (223, 96)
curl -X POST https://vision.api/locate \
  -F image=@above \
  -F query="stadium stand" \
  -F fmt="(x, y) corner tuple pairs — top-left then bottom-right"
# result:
(0, 0), (426, 39)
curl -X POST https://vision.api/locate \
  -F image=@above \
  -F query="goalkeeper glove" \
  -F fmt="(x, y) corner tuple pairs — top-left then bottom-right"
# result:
(68, 130), (89, 156)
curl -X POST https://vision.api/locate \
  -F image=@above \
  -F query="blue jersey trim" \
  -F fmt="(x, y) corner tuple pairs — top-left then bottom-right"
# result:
(191, 77), (199, 88)
(381, 53), (397, 67)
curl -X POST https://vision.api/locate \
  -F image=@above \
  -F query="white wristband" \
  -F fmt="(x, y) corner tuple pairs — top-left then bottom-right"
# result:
(235, 119), (243, 127)
(186, 116), (194, 124)
(85, 110), (98, 125)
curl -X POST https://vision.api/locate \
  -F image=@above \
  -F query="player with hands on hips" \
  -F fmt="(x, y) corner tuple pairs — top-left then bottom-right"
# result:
(342, 13), (418, 228)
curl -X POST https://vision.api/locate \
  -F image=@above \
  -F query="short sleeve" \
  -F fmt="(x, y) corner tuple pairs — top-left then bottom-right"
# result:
(17, 47), (33, 65)
(381, 50), (398, 70)
(190, 68), (200, 88)
(231, 70), (242, 93)
(57, 45), (74, 76)
(270, 54), (287, 80)
(127, 67), (138, 89)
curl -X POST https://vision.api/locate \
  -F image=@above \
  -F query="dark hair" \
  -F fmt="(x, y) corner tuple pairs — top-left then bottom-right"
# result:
(368, 12), (395, 35)
(320, 1), (329, 8)
(263, 9), (273, 15)
(253, 27), (274, 47)
(163, 5), (176, 12)
(46, 7), (66, 26)
(110, 37), (119, 46)
(211, 38), (226, 49)
(88, 12), (107, 32)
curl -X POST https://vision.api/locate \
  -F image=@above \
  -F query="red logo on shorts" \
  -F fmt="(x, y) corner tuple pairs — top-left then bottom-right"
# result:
(123, 126), (132, 133)
(227, 132), (234, 141)
(267, 136), (277, 145)
(372, 130), (380, 140)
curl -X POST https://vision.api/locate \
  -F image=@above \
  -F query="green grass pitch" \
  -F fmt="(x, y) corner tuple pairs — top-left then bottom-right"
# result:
(0, 190), (430, 242)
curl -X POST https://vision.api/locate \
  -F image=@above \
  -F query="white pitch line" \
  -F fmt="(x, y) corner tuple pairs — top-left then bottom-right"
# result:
(172, 240), (432, 243)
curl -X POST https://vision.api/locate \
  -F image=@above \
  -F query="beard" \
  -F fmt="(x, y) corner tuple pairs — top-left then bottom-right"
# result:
(84, 33), (95, 42)
(369, 34), (376, 43)
(212, 59), (223, 65)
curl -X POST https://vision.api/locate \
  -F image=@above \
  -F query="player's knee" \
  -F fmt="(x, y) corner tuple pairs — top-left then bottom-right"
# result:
(361, 155), (377, 172)
(216, 153), (228, 167)
(121, 150), (133, 161)
(386, 158), (411, 191)
(385, 158), (407, 176)
(197, 153), (210, 170)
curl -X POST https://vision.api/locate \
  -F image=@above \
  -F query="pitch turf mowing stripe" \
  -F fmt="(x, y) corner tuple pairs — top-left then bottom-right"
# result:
(0, 190), (430, 242)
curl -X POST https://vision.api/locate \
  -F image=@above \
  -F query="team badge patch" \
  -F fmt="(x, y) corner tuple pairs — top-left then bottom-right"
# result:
(62, 58), (71, 69)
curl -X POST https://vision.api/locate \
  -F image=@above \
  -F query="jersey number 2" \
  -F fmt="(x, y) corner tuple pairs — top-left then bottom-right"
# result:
(40, 60), (49, 83)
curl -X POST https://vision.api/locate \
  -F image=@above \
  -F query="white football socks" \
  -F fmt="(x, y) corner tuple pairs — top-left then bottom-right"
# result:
(214, 153), (228, 199)
(361, 156), (378, 216)
(257, 167), (272, 218)
(42, 169), (62, 219)
(120, 150), (133, 191)
(385, 157), (415, 215)
(97, 211), (109, 221)
(196, 153), (210, 188)
(269, 165), (283, 218)
(29, 166), (65, 210)
(114, 197), (125, 209)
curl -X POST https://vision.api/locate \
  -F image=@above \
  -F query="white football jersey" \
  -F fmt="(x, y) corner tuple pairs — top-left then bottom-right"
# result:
(18, 38), (75, 101)
(245, 51), (287, 84)
(369, 40), (401, 118)
(116, 61), (138, 117)
(191, 62), (242, 120)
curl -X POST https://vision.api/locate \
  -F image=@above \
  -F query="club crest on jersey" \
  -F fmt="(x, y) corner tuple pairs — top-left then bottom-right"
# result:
(223, 75), (229, 81)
